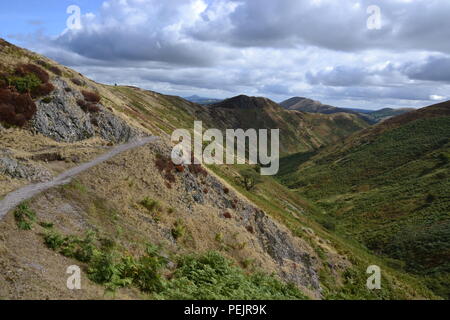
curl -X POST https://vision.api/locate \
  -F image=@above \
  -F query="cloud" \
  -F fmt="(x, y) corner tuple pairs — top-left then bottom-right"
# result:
(13, 0), (450, 110)
(402, 56), (450, 83)
(52, 0), (236, 67)
(190, 0), (450, 54)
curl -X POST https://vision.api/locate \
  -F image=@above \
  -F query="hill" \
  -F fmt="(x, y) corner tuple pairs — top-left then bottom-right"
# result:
(280, 97), (414, 123)
(276, 101), (450, 298)
(0, 38), (438, 300)
(204, 95), (370, 154)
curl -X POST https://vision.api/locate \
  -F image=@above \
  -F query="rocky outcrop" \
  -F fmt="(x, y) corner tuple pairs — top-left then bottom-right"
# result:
(253, 210), (321, 291)
(92, 111), (139, 143)
(0, 156), (52, 182)
(31, 79), (94, 142)
(31, 78), (140, 143)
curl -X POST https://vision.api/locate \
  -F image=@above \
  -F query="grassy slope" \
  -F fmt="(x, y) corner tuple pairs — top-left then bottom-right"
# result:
(0, 39), (438, 299)
(276, 103), (450, 298)
(208, 164), (436, 299)
(204, 96), (370, 155)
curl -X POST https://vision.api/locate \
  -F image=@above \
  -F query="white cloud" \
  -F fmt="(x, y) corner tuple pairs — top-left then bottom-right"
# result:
(16, 0), (450, 109)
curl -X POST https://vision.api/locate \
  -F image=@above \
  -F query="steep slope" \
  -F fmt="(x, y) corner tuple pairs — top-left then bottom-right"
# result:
(204, 95), (370, 154)
(277, 101), (450, 298)
(0, 39), (437, 300)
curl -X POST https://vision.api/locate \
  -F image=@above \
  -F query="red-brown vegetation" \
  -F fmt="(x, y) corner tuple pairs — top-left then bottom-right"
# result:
(82, 90), (101, 103)
(71, 78), (84, 86)
(15, 63), (49, 83)
(223, 212), (232, 219)
(0, 88), (36, 127)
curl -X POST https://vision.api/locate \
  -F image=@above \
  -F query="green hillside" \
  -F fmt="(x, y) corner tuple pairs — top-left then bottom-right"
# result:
(276, 102), (450, 298)
(205, 95), (370, 154)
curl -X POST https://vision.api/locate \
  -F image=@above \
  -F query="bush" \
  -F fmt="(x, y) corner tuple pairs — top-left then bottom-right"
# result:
(31, 82), (54, 98)
(48, 65), (62, 76)
(155, 154), (177, 186)
(39, 221), (54, 229)
(239, 168), (262, 191)
(171, 219), (186, 240)
(86, 103), (100, 113)
(7, 74), (41, 94)
(118, 245), (166, 293)
(82, 90), (101, 103)
(223, 212), (232, 219)
(141, 197), (161, 213)
(44, 232), (65, 250)
(41, 97), (52, 104)
(0, 88), (36, 127)
(41, 227), (307, 299)
(71, 78), (84, 86)
(158, 251), (308, 300)
(15, 63), (49, 83)
(175, 165), (185, 172)
(14, 203), (36, 230)
(44, 230), (97, 263)
(6, 64), (54, 98)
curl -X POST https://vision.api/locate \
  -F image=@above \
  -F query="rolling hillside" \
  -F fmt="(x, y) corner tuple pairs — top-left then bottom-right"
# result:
(277, 101), (450, 298)
(204, 95), (370, 154)
(0, 38), (439, 300)
(280, 97), (414, 123)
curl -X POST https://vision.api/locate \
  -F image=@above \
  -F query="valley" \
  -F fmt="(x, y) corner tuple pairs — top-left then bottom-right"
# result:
(0, 38), (447, 300)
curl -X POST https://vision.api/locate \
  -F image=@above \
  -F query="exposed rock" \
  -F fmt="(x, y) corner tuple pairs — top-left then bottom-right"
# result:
(0, 157), (52, 182)
(184, 171), (205, 204)
(92, 111), (139, 143)
(192, 192), (204, 204)
(31, 78), (140, 143)
(253, 210), (321, 291)
(31, 78), (94, 142)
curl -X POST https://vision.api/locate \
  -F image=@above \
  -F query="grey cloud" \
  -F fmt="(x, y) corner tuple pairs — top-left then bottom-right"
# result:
(306, 66), (368, 87)
(191, 0), (450, 54)
(403, 56), (450, 83)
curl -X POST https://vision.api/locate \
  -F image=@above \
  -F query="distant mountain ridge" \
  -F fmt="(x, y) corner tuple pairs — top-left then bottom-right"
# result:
(280, 97), (415, 123)
(200, 95), (370, 154)
(184, 95), (222, 105)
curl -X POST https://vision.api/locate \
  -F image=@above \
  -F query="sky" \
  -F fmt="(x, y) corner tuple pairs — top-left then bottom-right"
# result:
(2, 0), (450, 110)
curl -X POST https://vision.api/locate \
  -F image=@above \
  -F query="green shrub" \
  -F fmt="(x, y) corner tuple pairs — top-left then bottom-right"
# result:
(44, 231), (65, 249)
(41, 96), (52, 104)
(43, 230), (97, 263)
(41, 228), (308, 299)
(39, 221), (54, 229)
(171, 219), (186, 240)
(140, 197), (161, 213)
(14, 203), (36, 230)
(157, 251), (308, 300)
(8, 74), (41, 93)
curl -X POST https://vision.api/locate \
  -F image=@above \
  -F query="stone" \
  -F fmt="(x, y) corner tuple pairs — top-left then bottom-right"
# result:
(31, 78), (140, 143)
(0, 157), (52, 182)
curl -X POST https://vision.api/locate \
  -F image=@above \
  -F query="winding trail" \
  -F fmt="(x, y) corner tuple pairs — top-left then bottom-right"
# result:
(0, 136), (158, 219)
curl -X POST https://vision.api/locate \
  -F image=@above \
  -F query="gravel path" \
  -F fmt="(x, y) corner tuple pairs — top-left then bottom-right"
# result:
(0, 136), (158, 219)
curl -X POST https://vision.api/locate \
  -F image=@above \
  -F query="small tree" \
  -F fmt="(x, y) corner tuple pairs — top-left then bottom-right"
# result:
(239, 168), (262, 191)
